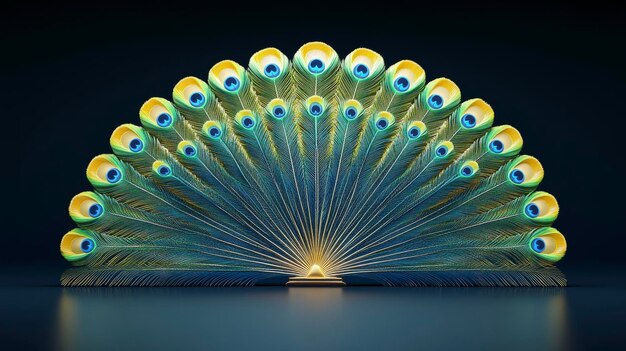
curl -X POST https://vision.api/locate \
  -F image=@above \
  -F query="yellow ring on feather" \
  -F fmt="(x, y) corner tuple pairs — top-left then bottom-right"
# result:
(202, 120), (223, 139)
(435, 141), (454, 158)
(60, 229), (96, 262)
(173, 77), (210, 109)
(346, 48), (384, 80)
(177, 140), (198, 158)
(374, 111), (395, 130)
(459, 160), (480, 177)
(86, 154), (123, 187)
(524, 191), (559, 223)
(508, 155), (544, 187)
(297, 42), (337, 68)
(69, 191), (104, 223)
(267, 98), (289, 119)
(250, 48), (288, 79)
(235, 110), (257, 129)
(209, 60), (246, 93)
(424, 78), (461, 110)
(390, 60), (425, 93)
(488, 125), (523, 156)
(140, 98), (177, 129)
(342, 99), (363, 120)
(110, 124), (146, 154)
(458, 99), (494, 130)
(406, 121), (427, 139)
(529, 227), (567, 262)
(152, 160), (172, 177)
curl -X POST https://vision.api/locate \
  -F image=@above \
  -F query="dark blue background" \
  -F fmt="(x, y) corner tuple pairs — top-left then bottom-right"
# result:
(2, 1), (625, 350)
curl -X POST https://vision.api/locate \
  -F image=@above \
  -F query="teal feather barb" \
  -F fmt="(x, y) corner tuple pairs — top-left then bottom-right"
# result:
(60, 42), (567, 287)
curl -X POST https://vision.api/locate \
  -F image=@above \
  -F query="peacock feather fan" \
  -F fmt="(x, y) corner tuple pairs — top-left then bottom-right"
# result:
(60, 42), (567, 287)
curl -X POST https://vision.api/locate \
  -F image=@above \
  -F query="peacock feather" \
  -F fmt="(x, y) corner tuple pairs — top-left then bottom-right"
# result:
(60, 42), (567, 287)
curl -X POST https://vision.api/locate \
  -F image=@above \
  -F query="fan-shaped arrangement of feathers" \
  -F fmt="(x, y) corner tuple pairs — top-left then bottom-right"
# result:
(60, 42), (567, 287)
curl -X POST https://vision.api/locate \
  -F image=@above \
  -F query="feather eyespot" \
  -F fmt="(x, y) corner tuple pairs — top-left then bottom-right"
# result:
(458, 161), (479, 177)
(406, 121), (426, 140)
(88, 203), (103, 218)
(509, 169), (525, 184)
(309, 102), (323, 116)
(157, 113), (172, 127)
(435, 141), (454, 158)
(184, 145), (196, 157)
(106, 168), (122, 183)
(273, 106), (285, 118)
(308, 59), (325, 74)
(177, 141), (198, 158)
(523, 192), (559, 222)
(428, 94), (444, 109)
(224, 77), (241, 92)
(158, 165), (171, 176)
(209, 126), (221, 138)
(489, 140), (504, 153)
(236, 110), (257, 129)
(345, 107), (358, 119)
(376, 118), (389, 130)
(128, 138), (143, 152)
(189, 92), (206, 107)
(374, 112), (394, 131)
(525, 203), (540, 218)
(80, 238), (95, 253)
(436, 145), (448, 157)
(242, 116), (255, 128)
(393, 77), (409, 92)
(353, 64), (370, 79)
(461, 114), (477, 128)
(342, 100), (363, 121)
(264, 63), (280, 78)
(531, 238), (545, 253)
(202, 121), (223, 140)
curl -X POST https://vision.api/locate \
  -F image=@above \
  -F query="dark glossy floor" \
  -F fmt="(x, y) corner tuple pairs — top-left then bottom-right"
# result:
(1, 267), (625, 351)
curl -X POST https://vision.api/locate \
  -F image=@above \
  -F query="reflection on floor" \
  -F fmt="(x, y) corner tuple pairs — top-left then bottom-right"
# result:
(1, 267), (625, 350)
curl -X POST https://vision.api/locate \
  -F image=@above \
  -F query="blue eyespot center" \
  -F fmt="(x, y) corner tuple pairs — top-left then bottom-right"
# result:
(106, 168), (121, 183)
(408, 127), (420, 139)
(158, 165), (171, 176)
(461, 114), (477, 128)
(157, 113), (172, 127)
(80, 238), (95, 253)
(428, 94), (444, 109)
(308, 59), (325, 74)
(531, 238), (546, 253)
(129, 138), (143, 152)
(345, 107), (358, 119)
(394, 77), (410, 92)
(273, 106), (285, 118)
(224, 76), (241, 92)
(88, 203), (103, 218)
(436, 145), (448, 157)
(189, 92), (206, 107)
(376, 119), (388, 130)
(242, 116), (255, 128)
(209, 126), (222, 138)
(489, 139), (504, 153)
(353, 64), (370, 79)
(309, 102), (323, 116)
(461, 166), (473, 176)
(184, 145), (196, 157)
(264, 63), (280, 78)
(509, 169), (525, 184)
(525, 203), (540, 218)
